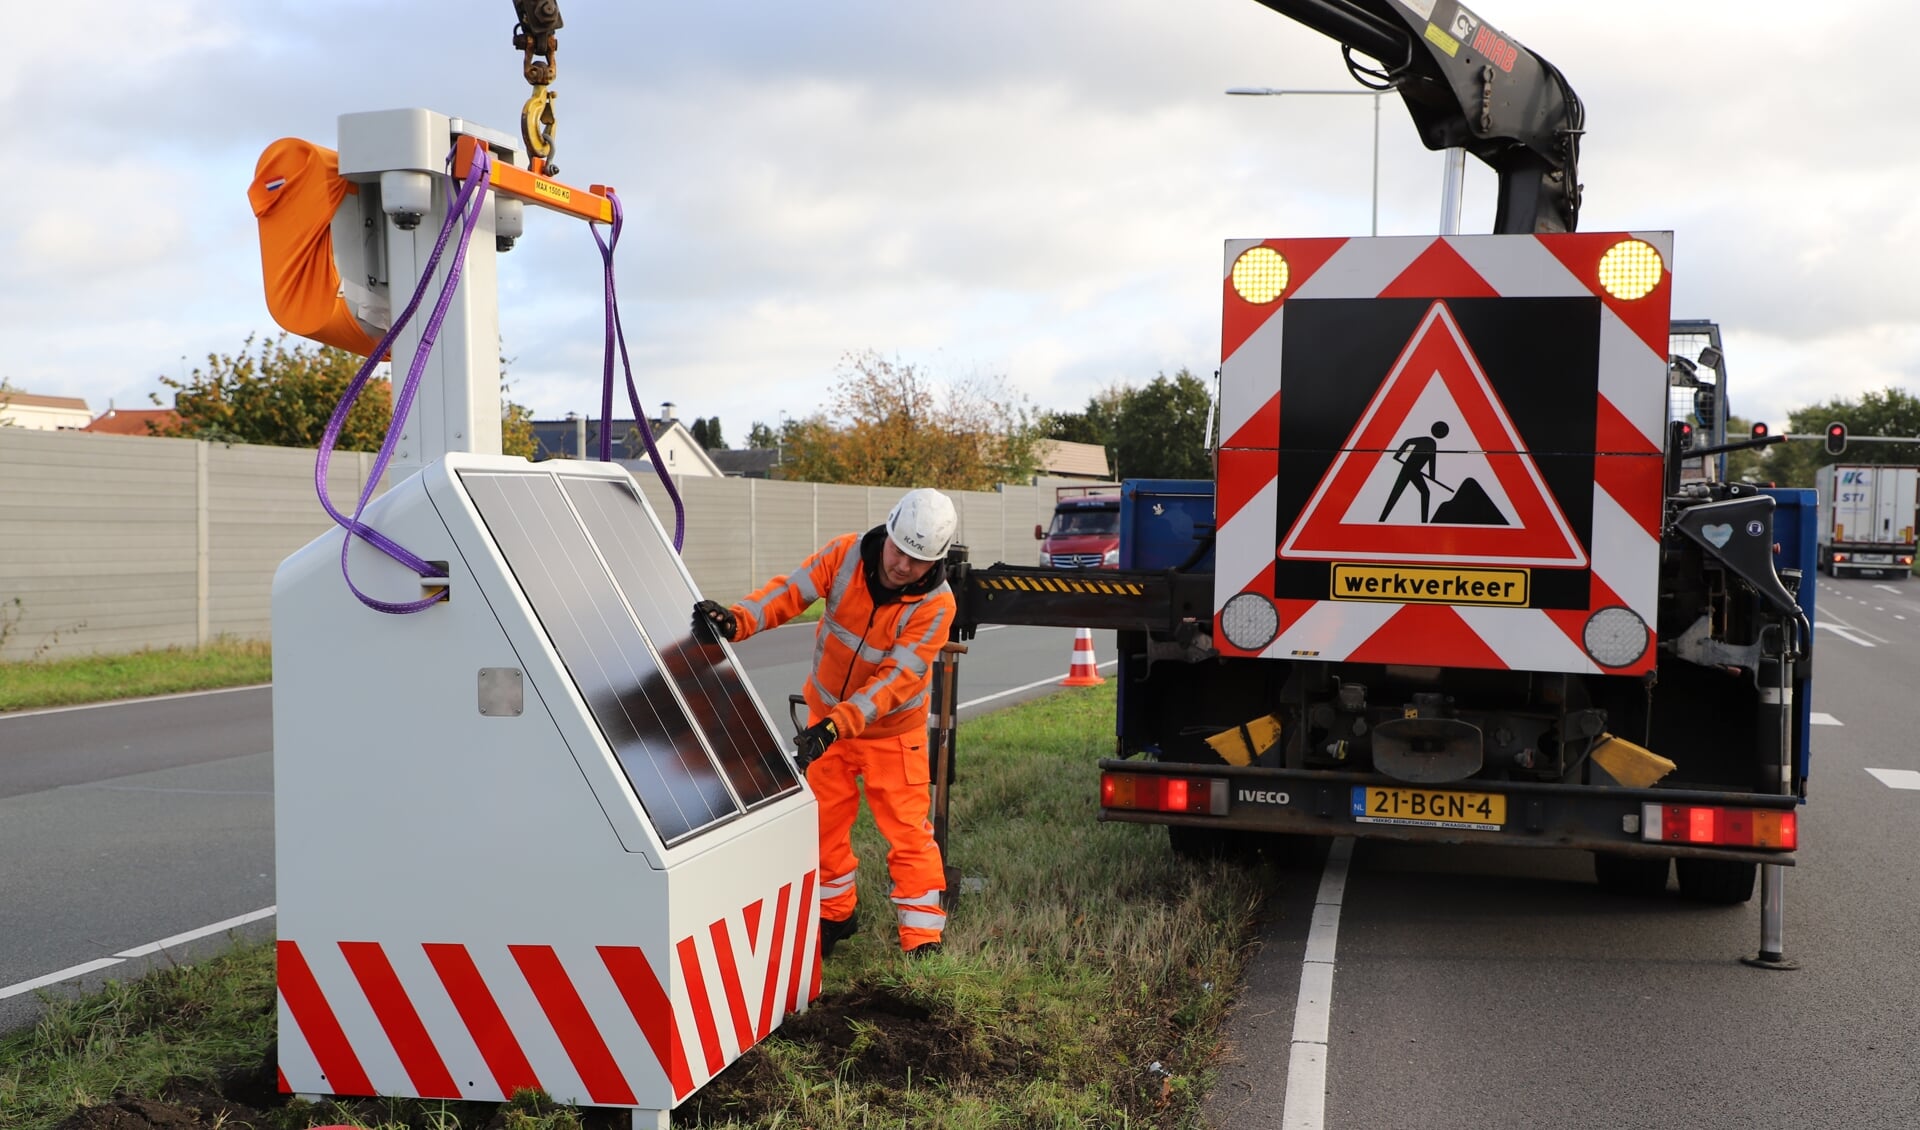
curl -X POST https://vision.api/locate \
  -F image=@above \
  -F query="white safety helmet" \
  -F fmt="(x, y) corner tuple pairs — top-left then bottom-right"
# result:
(885, 488), (959, 561)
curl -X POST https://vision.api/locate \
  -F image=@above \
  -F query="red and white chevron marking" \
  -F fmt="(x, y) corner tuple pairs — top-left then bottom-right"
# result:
(1215, 233), (1670, 675)
(276, 870), (819, 1108)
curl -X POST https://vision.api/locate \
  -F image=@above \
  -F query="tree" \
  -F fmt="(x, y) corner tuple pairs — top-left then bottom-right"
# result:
(779, 351), (1041, 491)
(0, 377), (16, 427)
(156, 332), (538, 456)
(500, 385), (536, 460)
(499, 344), (536, 460)
(747, 421), (778, 449)
(703, 416), (726, 450)
(690, 418), (710, 448)
(153, 334), (392, 450)
(1763, 387), (1920, 487)
(1111, 369), (1214, 480)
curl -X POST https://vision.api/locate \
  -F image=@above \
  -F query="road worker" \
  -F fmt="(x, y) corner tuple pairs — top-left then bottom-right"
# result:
(692, 487), (959, 958)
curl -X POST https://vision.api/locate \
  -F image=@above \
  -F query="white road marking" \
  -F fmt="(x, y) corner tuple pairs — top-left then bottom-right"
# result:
(1898, 615), (1909, 621)
(0, 959), (125, 1002)
(0, 906), (276, 1001)
(955, 660), (1118, 711)
(114, 906), (278, 958)
(972, 624), (1008, 633)
(1866, 768), (1920, 790)
(1283, 837), (1353, 1130)
(1811, 712), (1843, 726)
(1815, 622), (1878, 648)
(1875, 584), (1904, 595)
(1874, 606), (1885, 612)
(0, 683), (270, 721)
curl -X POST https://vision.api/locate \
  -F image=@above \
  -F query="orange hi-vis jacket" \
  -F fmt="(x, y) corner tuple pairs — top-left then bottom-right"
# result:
(729, 527), (955, 740)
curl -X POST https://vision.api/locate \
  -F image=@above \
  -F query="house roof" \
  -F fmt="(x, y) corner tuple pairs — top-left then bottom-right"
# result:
(85, 408), (180, 435)
(528, 417), (676, 461)
(1033, 439), (1111, 478)
(5, 392), (91, 411)
(709, 448), (783, 477)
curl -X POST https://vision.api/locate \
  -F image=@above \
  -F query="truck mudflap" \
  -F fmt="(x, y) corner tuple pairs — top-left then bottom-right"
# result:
(1097, 759), (1799, 865)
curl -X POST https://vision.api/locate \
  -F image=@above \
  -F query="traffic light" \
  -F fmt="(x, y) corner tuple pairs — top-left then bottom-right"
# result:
(1750, 421), (1770, 440)
(1825, 422), (1848, 455)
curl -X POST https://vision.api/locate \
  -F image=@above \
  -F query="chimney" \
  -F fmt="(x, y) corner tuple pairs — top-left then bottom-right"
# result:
(660, 401), (677, 422)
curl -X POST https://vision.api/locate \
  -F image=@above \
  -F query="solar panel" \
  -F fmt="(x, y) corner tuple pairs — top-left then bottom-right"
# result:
(462, 471), (773, 843)
(564, 476), (800, 807)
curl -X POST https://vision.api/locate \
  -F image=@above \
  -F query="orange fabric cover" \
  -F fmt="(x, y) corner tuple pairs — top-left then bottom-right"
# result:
(249, 138), (383, 358)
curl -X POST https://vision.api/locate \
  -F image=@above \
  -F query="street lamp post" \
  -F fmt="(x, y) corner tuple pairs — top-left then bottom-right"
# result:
(1226, 87), (1383, 236)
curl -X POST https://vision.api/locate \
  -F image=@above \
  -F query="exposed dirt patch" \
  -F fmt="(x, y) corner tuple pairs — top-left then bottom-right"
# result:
(55, 984), (1018, 1128)
(56, 1092), (271, 1130)
(680, 984), (995, 1123)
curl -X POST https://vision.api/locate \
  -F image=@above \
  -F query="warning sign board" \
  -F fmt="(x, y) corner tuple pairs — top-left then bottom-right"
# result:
(1280, 301), (1588, 569)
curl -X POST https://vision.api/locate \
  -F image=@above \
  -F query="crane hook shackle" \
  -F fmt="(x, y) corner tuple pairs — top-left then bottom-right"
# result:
(511, 0), (563, 172)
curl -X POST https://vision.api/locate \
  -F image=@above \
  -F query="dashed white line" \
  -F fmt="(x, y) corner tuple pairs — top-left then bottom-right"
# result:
(1811, 712), (1843, 726)
(1874, 584), (1904, 595)
(1283, 837), (1353, 1130)
(1815, 622), (1878, 648)
(1866, 768), (1920, 790)
(0, 906), (277, 1001)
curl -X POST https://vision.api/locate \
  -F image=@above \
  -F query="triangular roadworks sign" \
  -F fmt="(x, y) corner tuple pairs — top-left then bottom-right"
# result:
(1280, 301), (1588, 568)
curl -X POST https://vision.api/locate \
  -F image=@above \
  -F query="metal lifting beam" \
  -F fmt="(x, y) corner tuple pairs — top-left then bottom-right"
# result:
(950, 564), (1213, 638)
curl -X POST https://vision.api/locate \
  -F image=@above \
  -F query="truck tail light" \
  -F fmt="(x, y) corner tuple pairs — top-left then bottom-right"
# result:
(1900, 555), (1914, 566)
(1832, 552), (1851, 563)
(1102, 772), (1229, 815)
(1641, 803), (1797, 849)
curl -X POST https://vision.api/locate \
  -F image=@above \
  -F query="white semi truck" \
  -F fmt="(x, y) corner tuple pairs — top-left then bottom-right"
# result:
(1815, 464), (1918, 579)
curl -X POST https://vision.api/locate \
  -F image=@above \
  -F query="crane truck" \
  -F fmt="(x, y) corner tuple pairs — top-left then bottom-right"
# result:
(943, 0), (1815, 958)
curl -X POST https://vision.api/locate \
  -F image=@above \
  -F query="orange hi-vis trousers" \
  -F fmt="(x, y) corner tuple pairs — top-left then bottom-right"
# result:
(809, 730), (947, 951)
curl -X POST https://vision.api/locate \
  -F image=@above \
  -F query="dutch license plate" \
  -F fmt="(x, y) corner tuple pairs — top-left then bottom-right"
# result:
(1352, 786), (1506, 830)
(1856, 553), (1893, 564)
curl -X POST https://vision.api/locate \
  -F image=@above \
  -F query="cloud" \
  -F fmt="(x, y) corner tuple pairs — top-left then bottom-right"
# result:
(4, 0), (1910, 449)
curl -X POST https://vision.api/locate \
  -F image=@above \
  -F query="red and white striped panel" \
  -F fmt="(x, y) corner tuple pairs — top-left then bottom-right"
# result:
(277, 868), (820, 1110)
(1216, 233), (1671, 676)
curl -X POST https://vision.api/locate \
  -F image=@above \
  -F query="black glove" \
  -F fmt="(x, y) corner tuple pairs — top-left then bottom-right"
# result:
(692, 599), (737, 643)
(793, 719), (838, 769)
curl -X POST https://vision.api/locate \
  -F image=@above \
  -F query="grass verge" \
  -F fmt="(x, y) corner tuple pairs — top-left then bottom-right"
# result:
(0, 639), (272, 713)
(3, 683), (1279, 1129)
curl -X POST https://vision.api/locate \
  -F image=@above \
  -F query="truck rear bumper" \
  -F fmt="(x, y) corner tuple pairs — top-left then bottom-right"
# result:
(1097, 759), (1799, 865)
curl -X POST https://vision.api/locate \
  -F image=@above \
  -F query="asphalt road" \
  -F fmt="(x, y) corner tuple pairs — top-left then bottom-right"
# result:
(12, 576), (1920, 1126)
(1208, 572), (1920, 1129)
(0, 623), (1106, 1035)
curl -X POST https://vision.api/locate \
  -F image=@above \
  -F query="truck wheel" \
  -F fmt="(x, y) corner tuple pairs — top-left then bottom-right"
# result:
(1675, 858), (1756, 904)
(1592, 852), (1670, 896)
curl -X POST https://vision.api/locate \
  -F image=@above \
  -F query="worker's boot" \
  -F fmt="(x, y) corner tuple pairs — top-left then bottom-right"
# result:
(819, 913), (859, 958)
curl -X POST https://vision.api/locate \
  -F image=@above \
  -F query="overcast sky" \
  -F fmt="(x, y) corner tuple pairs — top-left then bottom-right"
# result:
(4, 0), (1911, 444)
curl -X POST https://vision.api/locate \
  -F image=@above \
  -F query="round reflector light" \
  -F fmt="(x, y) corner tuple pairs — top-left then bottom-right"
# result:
(1583, 606), (1649, 668)
(1597, 239), (1664, 300)
(1231, 247), (1289, 304)
(1221, 592), (1280, 651)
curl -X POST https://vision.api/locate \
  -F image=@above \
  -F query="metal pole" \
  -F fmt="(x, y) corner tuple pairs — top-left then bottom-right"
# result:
(1438, 147), (1467, 235)
(1371, 92), (1382, 236)
(1742, 642), (1799, 970)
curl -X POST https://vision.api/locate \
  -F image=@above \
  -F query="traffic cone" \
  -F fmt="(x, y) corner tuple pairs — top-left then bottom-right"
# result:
(1060, 627), (1106, 687)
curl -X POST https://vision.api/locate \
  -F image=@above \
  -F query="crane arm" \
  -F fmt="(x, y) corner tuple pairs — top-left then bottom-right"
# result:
(1247, 0), (1584, 234)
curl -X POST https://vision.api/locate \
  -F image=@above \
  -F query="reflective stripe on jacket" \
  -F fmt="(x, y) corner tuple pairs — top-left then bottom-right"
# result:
(729, 529), (954, 740)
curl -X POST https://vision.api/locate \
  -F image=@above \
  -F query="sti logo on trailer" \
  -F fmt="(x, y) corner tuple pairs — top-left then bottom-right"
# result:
(1212, 234), (1673, 676)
